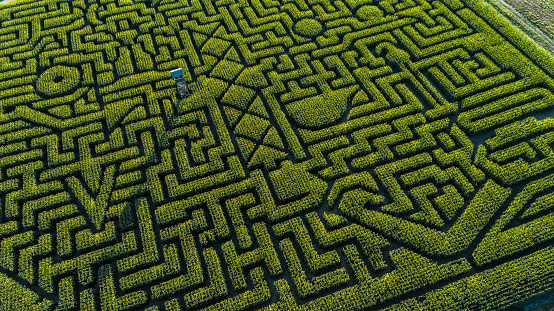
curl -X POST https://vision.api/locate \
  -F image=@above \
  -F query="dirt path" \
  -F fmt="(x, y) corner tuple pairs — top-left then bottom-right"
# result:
(505, 0), (554, 39)
(484, 0), (554, 56)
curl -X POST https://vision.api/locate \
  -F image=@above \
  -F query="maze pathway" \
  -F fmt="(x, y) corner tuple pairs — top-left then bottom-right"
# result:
(0, 0), (554, 310)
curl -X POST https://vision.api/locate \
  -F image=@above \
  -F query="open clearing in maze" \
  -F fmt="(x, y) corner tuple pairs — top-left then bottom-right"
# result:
(1, 0), (554, 310)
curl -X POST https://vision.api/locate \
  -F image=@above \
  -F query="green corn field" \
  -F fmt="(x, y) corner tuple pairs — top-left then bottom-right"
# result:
(0, 0), (554, 310)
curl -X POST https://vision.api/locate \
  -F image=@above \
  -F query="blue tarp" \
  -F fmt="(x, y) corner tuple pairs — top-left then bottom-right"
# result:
(170, 68), (184, 79)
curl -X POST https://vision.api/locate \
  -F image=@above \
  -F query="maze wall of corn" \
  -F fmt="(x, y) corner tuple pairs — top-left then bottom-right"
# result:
(1, 0), (554, 310)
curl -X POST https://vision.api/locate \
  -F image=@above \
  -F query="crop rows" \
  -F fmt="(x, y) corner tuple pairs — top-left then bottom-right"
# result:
(0, 0), (554, 310)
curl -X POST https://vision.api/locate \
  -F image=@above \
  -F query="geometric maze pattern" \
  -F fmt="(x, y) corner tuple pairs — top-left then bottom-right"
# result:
(0, 0), (554, 309)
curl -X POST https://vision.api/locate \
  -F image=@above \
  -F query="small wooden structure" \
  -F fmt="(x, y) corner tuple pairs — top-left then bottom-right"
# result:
(170, 68), (190, 98)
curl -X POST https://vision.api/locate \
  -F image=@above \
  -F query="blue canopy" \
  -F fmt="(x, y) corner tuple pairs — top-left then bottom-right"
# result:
(170, 68), (184, 79)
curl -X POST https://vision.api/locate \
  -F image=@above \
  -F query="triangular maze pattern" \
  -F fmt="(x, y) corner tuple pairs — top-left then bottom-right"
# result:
(0, 0), (554, 310)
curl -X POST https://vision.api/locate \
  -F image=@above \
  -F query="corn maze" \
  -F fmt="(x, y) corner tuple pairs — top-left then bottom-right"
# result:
(0, 0), (554, 309)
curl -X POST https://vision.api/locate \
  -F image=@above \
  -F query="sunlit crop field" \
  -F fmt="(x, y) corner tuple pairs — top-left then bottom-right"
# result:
(1, 0), (554, 310)
(503, 0), (554, 39)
